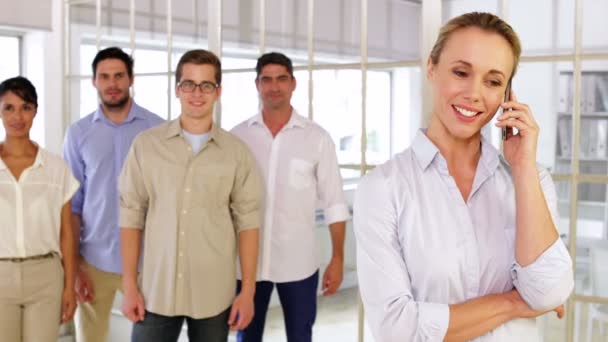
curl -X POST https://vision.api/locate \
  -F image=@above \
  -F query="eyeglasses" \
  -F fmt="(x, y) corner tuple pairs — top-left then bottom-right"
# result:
(178, 80), (219, 94)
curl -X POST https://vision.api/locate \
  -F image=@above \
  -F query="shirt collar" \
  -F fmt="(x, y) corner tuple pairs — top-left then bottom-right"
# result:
(0, 143), (45, 171)
(165, 117), (223, 147)
(92, 101), (144, 124)
(411, 129), (501, 173)
(247, 108), (308, 129)
(411, 129), (440, 171)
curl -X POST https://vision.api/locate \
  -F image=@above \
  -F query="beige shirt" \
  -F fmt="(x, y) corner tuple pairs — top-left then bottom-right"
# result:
(0, 147), (79, 258)
(119, 119), (261, 319)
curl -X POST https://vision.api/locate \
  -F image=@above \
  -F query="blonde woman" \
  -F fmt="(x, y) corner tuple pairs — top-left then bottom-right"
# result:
(354, 12), (573, 341)
(0, 76), (79, 341)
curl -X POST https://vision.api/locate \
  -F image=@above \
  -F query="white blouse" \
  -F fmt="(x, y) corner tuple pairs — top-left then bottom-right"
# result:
(0, 147), (79, 258)
(354, 130), (573, 341)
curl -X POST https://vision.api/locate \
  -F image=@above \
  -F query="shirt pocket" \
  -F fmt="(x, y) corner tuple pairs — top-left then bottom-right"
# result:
(289, 159), (315, 190)
(191, 164), (234, 208)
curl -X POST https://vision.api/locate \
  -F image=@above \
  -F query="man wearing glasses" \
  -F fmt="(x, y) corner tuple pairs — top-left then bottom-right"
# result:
(119, 49), (261, 342)
(63, 46), (164, 342)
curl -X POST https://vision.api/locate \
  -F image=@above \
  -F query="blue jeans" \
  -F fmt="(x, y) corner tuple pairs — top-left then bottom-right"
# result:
(131, 308), (230, 342)
(236, 271), (319, 342)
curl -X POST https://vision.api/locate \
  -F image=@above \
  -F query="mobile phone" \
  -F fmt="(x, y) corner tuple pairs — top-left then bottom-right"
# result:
(501, 82), (512, 141)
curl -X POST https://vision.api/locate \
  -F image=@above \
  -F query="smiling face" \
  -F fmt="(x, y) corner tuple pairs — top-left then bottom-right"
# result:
(175, 63), (221, 120)
(0, 91), (36, 139)
(427, 26), (515, 141)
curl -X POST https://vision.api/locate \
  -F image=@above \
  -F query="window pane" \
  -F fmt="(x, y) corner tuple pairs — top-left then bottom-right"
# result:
(509, 0), (575, 55)
(583, 0), (608, 53)
(264, 0), (308, 65)
(0, 36), (20, 141)
(383, 67), (422, 156)
(133, 75), (174, 120)
(573, 181), (608, 341)
(134, 48), (170, 74)
(314, 0), (361, 64)
(221, 71), (258, 130)
(511, 61), (574, 173)
(578, 62), (608, 175)
(365, 70), (391, 165)
(75, 78), (97, 119)
(313, 70), (362, 166)
(545, 180), (568, 342)
(368, 0), (421, 62)
(442, 0), (498, 23)
(222, 0), (260, 67)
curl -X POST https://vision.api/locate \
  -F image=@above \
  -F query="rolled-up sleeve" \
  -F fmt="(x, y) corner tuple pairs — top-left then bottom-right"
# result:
(230, 145), (261, 232)
(354, 170), (449, 342)
(63, 126), (85, 215)
(512, 167), (574, 311)
(316, 133), (350, 224)
(118, 135), (149, 230)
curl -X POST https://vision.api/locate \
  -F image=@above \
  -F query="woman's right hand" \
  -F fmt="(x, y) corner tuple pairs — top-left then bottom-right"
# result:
(506, 289), (565, 319)
(122, 288), (146, 322)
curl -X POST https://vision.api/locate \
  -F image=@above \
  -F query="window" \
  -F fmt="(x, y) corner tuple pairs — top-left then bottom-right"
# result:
(0, 35), (21, 141)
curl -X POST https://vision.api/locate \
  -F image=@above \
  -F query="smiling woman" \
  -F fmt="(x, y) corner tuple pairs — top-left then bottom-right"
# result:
(354, 12), (574, 342)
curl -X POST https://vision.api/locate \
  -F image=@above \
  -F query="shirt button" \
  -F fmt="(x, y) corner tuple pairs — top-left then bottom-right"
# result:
(179, 252), (184, 257)
(180, 231), (185, 236)
(185, 188), (191, 193)
(182, 209), (188, 214)
(178, 273), (182, 278)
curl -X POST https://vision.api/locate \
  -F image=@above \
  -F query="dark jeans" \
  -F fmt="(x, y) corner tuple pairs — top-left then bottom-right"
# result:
(131, 308), (230, 342)
(236, 271), (319, 342)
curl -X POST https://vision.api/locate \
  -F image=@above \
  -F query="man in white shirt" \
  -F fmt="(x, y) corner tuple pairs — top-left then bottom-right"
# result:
(231, 52), (350, 342)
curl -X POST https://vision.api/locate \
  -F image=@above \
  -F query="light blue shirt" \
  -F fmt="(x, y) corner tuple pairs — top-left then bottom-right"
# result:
(63, 102), (164, 273)
(182, 129), (210, 155)
(354, 130), (574, 341)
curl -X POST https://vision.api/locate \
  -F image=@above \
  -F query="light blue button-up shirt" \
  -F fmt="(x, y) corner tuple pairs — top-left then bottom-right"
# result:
(354, 130), (573, 341)
(63, 102), (164, 273)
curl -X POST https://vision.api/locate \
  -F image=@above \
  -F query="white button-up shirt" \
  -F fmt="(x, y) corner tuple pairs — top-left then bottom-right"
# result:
(354, 130), (573, 341)
(231, 111), (350, 282)
(0, 147), (79, 258)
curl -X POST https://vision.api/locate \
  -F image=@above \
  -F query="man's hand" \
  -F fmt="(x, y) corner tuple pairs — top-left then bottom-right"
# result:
(61, 287), (77, 323)
(228, 292), (255, 331)
(75, 265), (95, 303)
(122, 288), (145, 322)
(322, 257), (344, 296)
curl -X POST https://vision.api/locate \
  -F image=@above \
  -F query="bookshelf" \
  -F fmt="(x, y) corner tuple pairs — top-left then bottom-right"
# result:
(556, 71), (608, 241)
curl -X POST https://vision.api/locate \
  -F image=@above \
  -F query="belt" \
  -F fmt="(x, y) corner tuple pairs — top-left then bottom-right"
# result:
(0, 252), (56, 263)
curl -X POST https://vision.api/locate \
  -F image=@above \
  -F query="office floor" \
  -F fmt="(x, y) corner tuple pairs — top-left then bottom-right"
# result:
(227, 287), (373, 342)
(238, 287), (607, 342)
(102, 286), (607, 342)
